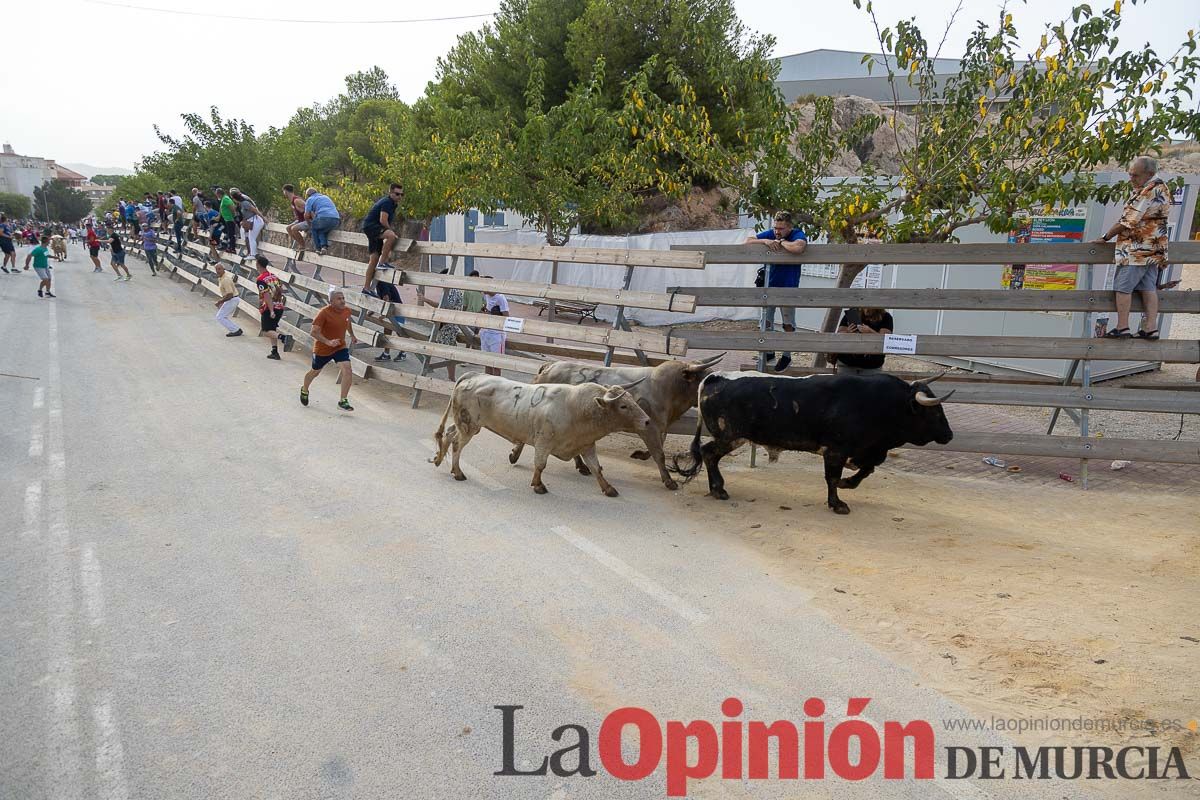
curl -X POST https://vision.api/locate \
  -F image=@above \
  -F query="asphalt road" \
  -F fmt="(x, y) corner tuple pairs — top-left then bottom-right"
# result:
(0, 247), (1100, 799)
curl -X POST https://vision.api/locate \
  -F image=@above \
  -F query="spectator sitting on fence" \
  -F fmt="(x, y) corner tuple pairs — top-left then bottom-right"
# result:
(747, 210), (808, 373)
(283, 184), (309, 255)
(1094, 155), (1169, 340)
(361, 183), (404, 297)
(303, 188), (340, 256)
(828, 307), (894, 375)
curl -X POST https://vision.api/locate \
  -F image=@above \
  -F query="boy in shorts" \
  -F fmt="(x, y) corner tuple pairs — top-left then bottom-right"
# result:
(26, 236), (55, 297)
(480, 281), (509, 375)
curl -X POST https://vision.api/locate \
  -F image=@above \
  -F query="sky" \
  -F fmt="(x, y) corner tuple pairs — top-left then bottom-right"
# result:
(3, 0), (1196, 172)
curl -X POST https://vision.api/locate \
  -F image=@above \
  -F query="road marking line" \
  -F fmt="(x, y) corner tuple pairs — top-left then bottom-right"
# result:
(29, 417), (44, 457)
(552, 525), (708, 624)
(43, 301), (84, 800)
(33, 386), (45, 408)
(24, 481), (42, 539)
(80, 544), (105, 628)
(92, 690), (130, 800)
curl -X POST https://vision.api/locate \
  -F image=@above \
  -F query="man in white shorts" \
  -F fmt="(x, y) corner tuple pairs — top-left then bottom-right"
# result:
(480, 279), (509, 376)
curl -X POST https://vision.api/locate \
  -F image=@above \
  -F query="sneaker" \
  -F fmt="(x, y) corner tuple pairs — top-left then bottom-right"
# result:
(375, 352), (392, 362)
(361, 288), (377, 298)
(226, 329), (243, 337)
(396, 352), (406, 361)
(45, 291), (56, 298)
(774, 355), (792, 372)
(278, 334), (291, 351)
(114, 276), (124, 281)
(267, 350), (281, 360)
(123, 275), (132, 281)
(37, 289), (43, 297)
(300, 387), (309, 407)
(338, 398), (354, 412)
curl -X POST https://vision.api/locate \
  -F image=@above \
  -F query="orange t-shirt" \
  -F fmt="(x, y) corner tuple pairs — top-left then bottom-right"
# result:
(312, 305), (353, 357)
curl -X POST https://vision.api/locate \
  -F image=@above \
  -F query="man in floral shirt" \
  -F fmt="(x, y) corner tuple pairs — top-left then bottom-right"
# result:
(1096, 156), (1169, 340)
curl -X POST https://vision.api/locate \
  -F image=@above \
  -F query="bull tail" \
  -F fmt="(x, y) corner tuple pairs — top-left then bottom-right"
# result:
(669, 413), (705, 483)
(432, 396), (455, 463)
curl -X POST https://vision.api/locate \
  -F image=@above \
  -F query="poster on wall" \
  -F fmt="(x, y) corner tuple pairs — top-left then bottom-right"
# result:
(849, 264), (883, 289)
(1001, 207), (1088, 291)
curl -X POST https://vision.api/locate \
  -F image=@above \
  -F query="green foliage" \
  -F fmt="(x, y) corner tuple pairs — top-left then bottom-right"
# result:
(89, 174), (127, 186)
(0, 191), (32, 218)
(755, 1), (1200, 243)
(33, 180), (93, 222)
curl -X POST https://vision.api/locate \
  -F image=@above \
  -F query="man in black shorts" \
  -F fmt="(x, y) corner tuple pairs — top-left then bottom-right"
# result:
(254, 255), (289, 359)
(373, 279), (407, 362)
(361, 183), (403, 296)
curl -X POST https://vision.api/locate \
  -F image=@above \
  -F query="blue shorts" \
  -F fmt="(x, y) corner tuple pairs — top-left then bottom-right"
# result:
(312, 348), (350, 370)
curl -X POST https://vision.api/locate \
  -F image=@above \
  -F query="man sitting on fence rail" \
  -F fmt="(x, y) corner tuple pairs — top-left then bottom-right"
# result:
(747, 210), (808, 373)
(1094, 155), (1169, 340)
(361, 183), (404, 297)
(303, 187), (341, 255)
(830, 307), (894, 375)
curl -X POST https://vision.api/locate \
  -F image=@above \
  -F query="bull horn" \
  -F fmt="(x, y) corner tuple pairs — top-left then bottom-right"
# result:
(914, 389), (955, 407)
(615, 377), (646, 391)
(912, 369), (950, 386)
(697, 352), (727, 366)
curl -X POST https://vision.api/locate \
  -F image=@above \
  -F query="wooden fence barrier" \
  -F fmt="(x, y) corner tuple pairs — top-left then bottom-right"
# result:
(123, 220), (1198, 487)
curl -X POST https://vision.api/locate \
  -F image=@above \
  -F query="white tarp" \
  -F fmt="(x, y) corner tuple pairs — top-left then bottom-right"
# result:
(472, 228), (764, 326)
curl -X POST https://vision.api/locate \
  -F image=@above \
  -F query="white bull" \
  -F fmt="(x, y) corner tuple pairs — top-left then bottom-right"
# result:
(432, 374), (650, 496)
(507, 354), (725, 490)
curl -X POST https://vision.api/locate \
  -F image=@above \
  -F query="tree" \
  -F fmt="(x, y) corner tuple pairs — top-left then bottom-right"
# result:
(89, 174), (127, 186)
(33, 180), (93, 222)
(682, 1), (1200, 356)
(0, 192), (31, 218)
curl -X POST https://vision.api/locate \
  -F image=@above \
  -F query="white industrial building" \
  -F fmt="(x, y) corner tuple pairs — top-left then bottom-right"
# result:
(0, 143), (59, 203)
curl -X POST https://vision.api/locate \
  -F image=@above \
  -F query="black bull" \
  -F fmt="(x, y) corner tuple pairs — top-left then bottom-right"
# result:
(671, 372), (955, 514)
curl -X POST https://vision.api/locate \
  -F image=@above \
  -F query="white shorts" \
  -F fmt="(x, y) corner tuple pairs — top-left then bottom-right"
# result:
(480, 332), (506, 353)
(34, 267), (52, 279)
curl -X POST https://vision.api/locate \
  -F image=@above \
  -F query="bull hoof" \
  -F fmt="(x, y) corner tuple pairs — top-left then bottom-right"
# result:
(830, 502), (851, 515)
(576, 465), (592, 476)
(533, 484), (548, 495)
(662, 478), (679, 491)
(836, 478), (854, 489)
(452, 472), (467, 482)
(508, 450), (520, 464)
(603, 486), (619, 497)
(629, 450), (651, 460)
(709, 488), (730, 501)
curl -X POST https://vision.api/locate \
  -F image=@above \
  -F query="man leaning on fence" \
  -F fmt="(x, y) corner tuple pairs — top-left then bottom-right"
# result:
(747, 211), (808, 372)
(1094, 155), (1169, 340)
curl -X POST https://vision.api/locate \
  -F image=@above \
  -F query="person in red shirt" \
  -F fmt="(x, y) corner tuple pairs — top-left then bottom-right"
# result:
(254, 255), (289, 360)
(300, 287), (358, 411)
(85, 222), (103, 271)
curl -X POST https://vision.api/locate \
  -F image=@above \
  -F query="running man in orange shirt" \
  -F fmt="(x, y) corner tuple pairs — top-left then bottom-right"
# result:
(301, 286), (359, 411)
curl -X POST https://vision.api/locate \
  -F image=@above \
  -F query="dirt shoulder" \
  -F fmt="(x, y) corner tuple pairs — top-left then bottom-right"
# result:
(598, 435), (1199, 787)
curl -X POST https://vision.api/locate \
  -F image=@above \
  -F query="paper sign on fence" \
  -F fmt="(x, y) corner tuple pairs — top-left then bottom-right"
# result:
(503, 317), (525, 334)
(883, 334), (917, 355)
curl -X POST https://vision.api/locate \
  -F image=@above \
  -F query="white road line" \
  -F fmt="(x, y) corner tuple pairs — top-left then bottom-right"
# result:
(33, 386), (45, 409)
(29, 417), (44, 457)
(23, 481), (42, 539)
(92, 691), (130, 800)
(80, 545), (106, 628)
(552, 525), (708, 624)
(44, 301), (84, 800)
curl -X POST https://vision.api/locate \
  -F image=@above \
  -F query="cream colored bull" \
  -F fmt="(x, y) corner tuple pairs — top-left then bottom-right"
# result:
(507, 354), (725, 490)
(432, 374), (650, 496)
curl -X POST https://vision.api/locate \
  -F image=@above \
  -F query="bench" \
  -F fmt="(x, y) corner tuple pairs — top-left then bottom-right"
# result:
(531, 298), (598, 323)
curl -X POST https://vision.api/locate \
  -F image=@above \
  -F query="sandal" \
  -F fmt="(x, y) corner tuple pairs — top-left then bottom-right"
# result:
(1102, 328), (1132, 339)
(1136, 329), (1160, 340)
